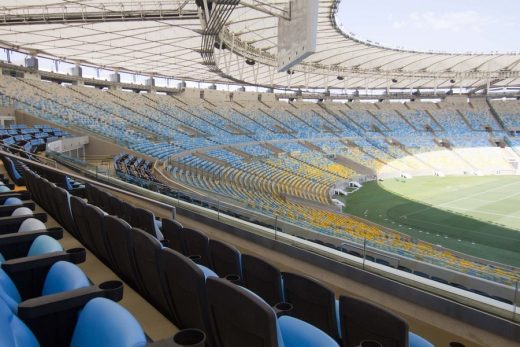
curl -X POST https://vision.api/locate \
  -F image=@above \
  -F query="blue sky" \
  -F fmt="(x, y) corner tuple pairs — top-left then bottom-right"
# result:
(337, 0), (520, 53)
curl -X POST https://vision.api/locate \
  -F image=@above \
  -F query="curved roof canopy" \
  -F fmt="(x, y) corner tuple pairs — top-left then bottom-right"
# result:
(1, 0), (519, 90)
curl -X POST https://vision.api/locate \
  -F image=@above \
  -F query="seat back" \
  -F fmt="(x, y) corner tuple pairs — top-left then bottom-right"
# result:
(70, 297), (146, 347)
(339, 296), (408, 347)
(282, 272), (339, 341)
(98, 190), (113, 215)
(206, 277), (280, 347)
(118, 200), (134, 225)
(132, 207), (157, 237)
(209, 239), (242, 279)
(70, 196), (90, 247)
(102, 215), (137, 286)
(130, 228), (169, 316)
(0, 297), (39, 347)
(241, 254), (283, 306)
(108, 195), (122, 218)
(160, 248), (212, 330)
(161, 218), (184, 253)
(53, 187), (76, 235)
(84, 204), (110, 262)
(182, 228), (210, 267)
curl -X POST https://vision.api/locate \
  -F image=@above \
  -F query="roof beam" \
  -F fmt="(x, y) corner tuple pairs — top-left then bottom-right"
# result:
(0, 3), (198, 26)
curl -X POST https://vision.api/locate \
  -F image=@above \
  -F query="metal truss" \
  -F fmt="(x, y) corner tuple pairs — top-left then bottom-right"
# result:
(0, 1), (198, 25)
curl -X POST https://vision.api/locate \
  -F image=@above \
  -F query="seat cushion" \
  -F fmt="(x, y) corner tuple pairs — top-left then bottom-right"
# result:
(70, 297), (146, 347)
(3, 198), (23, 206)
(27, 235), (63, 257)
(0, 298), (39, 347)
(11, 207), (33, 217)
(409, 332), (434, 347)
(0, 268), (21, 313)
(18, 218), (46, 233)
(278, 315), (339, 347)
(41, 261), (89, 296)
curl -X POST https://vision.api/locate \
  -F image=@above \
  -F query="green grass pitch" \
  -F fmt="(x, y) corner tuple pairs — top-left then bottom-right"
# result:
(342, 176), (520, 267)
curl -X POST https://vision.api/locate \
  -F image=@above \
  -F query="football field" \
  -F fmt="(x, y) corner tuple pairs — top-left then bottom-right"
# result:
(342, 176), (520, 267)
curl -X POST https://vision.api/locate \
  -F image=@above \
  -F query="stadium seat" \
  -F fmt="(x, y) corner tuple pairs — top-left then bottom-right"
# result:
(132, 207), (164, 241)
(70, 297), (147, 347)
(102, 215), (138, 287)
(206, 277), (340, 347)
(130, 227), (170, 318)
(52, 187), (77, 236)
(0, 261), (89, 314)
(241, 254), (284, 306)
(161, 218), (185, 253)
(160, 247), (217, 334)
(0, 296), (145, 347)
(70, 195), (98, 248)
(181, 228), (211, 267)
(0, 234), (63, 264)
(209, 239), (242, 280)
(338, 295), (433, 347)
(83, 204), (110, 262)
(282, 272), (340, 341)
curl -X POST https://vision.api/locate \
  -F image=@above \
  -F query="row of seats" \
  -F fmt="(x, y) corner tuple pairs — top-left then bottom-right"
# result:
(114, 152), (159, 182)
(0, 165), (151, 346)
(65, 171), (432, 347)
(3, 145), (432, 347)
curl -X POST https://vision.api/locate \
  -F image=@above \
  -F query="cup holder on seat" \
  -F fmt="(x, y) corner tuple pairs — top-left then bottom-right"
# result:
(99, 280), (124, 302)
(273, 302), (293, 317)
(224, 274), (241, 284)
(66, 247), (86, 263)
(172, 328), (206, 347)
(188, 255), (202, 264)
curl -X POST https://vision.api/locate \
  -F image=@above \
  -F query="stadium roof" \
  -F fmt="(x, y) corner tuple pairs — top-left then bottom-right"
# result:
(1, 0), (520, 90)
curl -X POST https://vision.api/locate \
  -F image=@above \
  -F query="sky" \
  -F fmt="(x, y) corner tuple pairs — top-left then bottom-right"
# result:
(337, 0), (520, 54)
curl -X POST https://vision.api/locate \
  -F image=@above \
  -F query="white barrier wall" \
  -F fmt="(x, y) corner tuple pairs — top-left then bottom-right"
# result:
(47, 136), (89, 153)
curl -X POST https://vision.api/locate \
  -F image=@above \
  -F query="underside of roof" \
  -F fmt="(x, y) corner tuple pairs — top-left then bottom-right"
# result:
(1, 0), (519, 90)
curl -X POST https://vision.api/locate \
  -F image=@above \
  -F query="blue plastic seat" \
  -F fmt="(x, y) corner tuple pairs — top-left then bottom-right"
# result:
(70, 297), (146, 347)
(0, 235), (63, 264)
(2, 197), (23, 206)
(0, 261), (89, 313)
(0, 296), (146, 347)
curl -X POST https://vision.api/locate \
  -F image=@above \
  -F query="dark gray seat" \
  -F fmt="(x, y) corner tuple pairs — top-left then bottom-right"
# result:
(282, 272), (340, 341)
(161, 218), (185, 253)
(130, 227), (170, 318)
(160, 248), (216, 333)
(241, 254), (283, 306)
(84, 204), (110, 263)
(209, 239), (242, 279)
(181, 228), (211, 267)
(70, 196), (94, 250)
(102, 215), (138, 287)
(339, 295), (407, 347)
